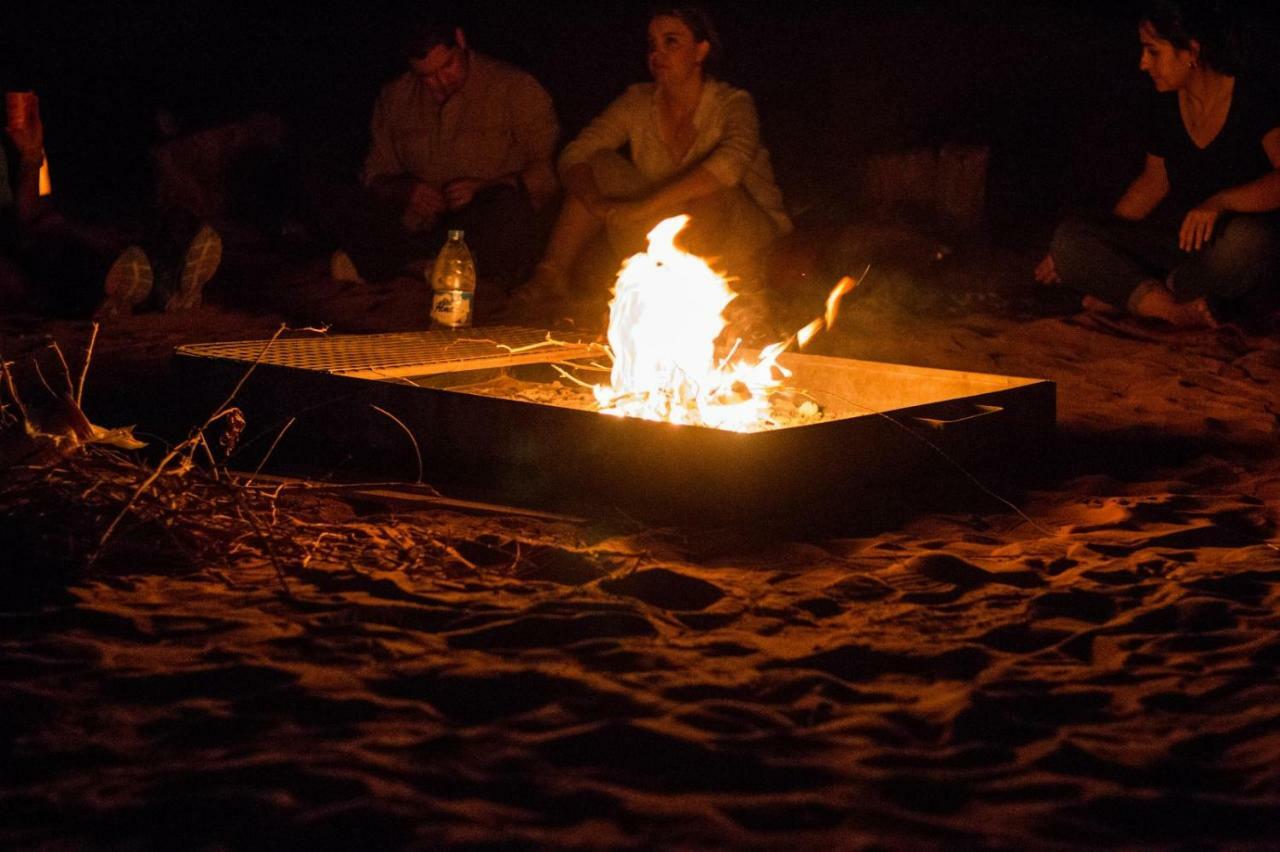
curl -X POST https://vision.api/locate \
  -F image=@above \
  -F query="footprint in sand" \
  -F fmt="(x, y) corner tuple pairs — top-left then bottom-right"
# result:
(905, 553), (1044, 589)
(1030, 589), (1118, 623)
(599, 567), (725, 611)
(825, 574), (895, 601)
(516, 545), (613, 586)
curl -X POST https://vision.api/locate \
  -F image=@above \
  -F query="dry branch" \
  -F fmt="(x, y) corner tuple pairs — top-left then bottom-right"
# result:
(1, 329), (525, 595)
(76, 323), (99, 406)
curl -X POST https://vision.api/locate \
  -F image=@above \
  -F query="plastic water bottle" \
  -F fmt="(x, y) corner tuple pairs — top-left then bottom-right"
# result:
(430, 229), (476, 328)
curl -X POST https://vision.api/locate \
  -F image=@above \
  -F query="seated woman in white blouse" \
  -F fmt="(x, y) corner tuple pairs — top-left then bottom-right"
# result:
(512, 5), (791, 312)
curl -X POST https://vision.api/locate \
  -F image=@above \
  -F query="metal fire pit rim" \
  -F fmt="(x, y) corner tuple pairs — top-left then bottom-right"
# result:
(173, 327), (1058, 526)
(174, 326), (1051, 388)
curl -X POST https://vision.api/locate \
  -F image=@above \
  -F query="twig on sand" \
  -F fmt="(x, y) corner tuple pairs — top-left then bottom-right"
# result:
(94, 325), (290, 571)
(244, 416), (297, 487)
(47, 341), (75, 398)
(1, 358), (29, 422)
(370, 404), (424, 484)
(94, 441), (192, 556)
(195, 431), (222, 481)
(30, 357), (57, 399)
(229, 494), (292, 596)
(4, 322), (519, 596)
(203, 324), (289, 433)
(76, 322), (99, 406)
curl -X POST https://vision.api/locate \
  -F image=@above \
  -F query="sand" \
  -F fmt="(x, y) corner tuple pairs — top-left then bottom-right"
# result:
(2, 257), (1279, 849)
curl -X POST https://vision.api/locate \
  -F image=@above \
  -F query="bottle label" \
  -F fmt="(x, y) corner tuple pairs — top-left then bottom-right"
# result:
(431, 289), (473, 328)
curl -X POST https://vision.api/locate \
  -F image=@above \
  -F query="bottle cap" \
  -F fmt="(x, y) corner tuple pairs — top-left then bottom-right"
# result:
(447, 229), (464, 240)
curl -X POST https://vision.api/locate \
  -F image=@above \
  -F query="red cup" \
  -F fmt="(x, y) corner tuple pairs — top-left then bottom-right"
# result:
(6, 91), (37, 130)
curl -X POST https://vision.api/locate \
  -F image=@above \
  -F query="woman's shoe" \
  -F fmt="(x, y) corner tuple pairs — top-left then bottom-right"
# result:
(165, 224), (222, 312)
(96, 246), (154, 319)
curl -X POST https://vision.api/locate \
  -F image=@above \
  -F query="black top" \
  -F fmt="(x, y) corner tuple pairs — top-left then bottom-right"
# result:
(1145, 79), (1280, 213)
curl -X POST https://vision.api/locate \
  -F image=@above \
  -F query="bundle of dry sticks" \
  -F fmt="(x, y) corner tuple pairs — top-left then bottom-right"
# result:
(0, 325), (539, 595)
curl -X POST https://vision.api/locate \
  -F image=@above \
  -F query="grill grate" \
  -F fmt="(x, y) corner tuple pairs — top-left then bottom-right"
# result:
(176, 327), (602, 379)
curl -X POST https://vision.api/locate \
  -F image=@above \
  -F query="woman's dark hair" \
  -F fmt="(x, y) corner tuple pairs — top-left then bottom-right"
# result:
(649, 5), (724, 75)
(1141, 0), (1241, 75)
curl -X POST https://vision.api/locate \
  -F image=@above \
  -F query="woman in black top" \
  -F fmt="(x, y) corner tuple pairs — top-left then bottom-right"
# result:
(1037, 0), (1280, 328)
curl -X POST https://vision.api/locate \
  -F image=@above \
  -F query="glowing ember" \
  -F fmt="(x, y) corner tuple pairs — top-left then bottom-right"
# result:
(594, 215), (857, 432)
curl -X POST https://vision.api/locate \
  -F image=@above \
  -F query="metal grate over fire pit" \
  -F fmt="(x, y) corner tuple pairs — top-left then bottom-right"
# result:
(179, 327), (601, 379)
(176, 327), (1055, 527)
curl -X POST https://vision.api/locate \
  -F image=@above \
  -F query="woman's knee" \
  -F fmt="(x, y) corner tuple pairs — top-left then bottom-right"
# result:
(681, 189), (778, 266)
(1211, 216), (1280, 268)
(1188, 216), (1280, 299)
(589, 151), (647, 199)
(1049, 216), (1109, 263)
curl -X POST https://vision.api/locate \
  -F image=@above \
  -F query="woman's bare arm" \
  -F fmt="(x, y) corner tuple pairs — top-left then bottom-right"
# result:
(561, 161), (607, 215)
(1113, 154), (1170, 220)
(624, 165), (723, 222)
(1037, 154), (1169, 283)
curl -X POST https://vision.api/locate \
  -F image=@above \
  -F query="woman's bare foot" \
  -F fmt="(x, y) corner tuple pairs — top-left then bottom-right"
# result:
(1081, 294), (1121, 315)
(1128, 280), (1217, 329)
(1034, 253), (1060, 285)
(491, 262), (570, 323)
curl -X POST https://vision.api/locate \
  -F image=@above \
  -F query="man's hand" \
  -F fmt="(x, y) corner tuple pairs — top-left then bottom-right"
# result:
(5, 96), (45, 165)
(406, 181), (446, 224)
(1034, 253), (1060, 285)
(443, 177), (484, 211)
(1180, 197), (1225, 251)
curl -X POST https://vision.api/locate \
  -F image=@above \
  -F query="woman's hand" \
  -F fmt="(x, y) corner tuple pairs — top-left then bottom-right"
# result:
(602, 199), (650, 228)
(1179, 197), (1226, 251)
(1034, 253), (1061, 285)
(585, 196), (644, 227)
(581, 194), (614, 222)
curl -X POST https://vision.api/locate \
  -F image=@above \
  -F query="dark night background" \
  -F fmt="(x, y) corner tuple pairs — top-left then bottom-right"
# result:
(3, 1), (1279, 246)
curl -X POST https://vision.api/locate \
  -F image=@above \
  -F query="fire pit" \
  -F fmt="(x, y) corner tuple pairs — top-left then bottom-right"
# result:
(177, 217), (1053, 527)
(175, 326), (1054, 527)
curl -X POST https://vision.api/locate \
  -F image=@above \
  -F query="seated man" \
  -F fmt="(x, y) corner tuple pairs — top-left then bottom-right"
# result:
(336, 16), (559, 287)
(1, 91), (221, 318)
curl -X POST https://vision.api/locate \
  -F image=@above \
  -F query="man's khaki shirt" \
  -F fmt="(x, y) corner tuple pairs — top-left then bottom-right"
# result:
(361, 52), (558, 189)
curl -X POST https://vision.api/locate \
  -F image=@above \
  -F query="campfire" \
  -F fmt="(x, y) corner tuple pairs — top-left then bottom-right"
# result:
(594, 215), (856, 432)
(175, 221), (1054, 524)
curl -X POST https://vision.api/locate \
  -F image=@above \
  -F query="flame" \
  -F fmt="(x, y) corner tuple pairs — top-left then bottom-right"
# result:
(825, 275), (855, 329)
(796, 318), (824, 349)
(38, 154), (52, 197)
(594, 216), (858, 432)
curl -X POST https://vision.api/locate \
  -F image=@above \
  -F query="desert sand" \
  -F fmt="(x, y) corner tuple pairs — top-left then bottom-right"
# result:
(2, 256), (1279, 849)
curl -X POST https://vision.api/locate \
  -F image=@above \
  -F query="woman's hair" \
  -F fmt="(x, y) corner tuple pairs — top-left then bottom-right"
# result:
(1141, 0), (1241, 75)
(649, 5), (724, 75)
